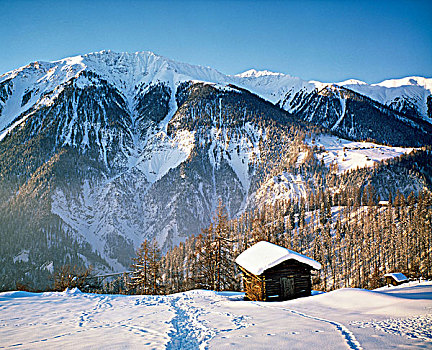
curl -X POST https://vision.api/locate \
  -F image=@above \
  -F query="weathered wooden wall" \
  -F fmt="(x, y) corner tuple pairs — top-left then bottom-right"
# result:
(240, 267), (265, 301)
(240, 259), (313, 301)
(263, 260), (312, 300)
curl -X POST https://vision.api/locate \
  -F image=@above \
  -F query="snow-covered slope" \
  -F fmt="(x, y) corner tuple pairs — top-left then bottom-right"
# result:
(233, 69), (316, 106)
(341, 76), (432, 123)
(1, 282), (431, 349)
(256, 172), (309, 206)
(311, 134), (415, 174)
(254, 133), (416, 206)
(231, 69), (432, 145)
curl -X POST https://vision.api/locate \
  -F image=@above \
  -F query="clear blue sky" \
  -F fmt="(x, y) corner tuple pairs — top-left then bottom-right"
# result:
(1, 0), (431, 83)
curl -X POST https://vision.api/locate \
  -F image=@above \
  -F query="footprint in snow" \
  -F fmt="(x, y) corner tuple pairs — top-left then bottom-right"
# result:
(371, 334), (385, 338)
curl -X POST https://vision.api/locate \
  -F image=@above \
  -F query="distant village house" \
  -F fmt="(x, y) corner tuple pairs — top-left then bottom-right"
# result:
(235, 241), (321, 301)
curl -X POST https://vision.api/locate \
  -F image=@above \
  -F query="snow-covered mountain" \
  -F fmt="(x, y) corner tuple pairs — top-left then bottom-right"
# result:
(232, 70), (432, 144)
(0, 50), (431, 288)
(340, 76), (432, 124)
(0, 51), (228, 142)
(2, 51), (431, 144)
(236, 70), (432, 123)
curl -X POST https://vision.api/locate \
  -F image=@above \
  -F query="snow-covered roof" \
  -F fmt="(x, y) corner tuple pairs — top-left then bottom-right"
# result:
(235, 241), (321, 275)
(384, 273), (408, 282)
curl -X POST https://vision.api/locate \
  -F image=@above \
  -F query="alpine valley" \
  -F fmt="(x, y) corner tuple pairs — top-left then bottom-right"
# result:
(1, 50), (431, 290)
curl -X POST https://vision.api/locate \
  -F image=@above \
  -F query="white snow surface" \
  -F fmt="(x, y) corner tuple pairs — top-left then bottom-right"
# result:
(136, 130), (195, 183)
(255, 172), (307, 207)
(384, 273), (409, 283)
(255, 133), (415, 207)
(1, 281), (431, 349)
(310, 134), (415, 174)
(12, 250), (29, 263)
(235, 241), (322, 274)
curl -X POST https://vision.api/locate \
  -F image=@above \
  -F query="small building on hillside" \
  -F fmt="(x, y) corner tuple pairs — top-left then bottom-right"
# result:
(235, 241), (321, 301)
(384, 272), (408, 286)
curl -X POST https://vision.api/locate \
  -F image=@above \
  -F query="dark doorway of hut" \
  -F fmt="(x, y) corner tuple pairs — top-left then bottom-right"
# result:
(280, 277), (295, 299)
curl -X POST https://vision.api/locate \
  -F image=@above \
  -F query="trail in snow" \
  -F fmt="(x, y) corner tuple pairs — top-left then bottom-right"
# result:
(166, 296), (212, 350)
(252, 301), (362, 350)
(351, 314), (432, 342)
(0, 290), (173, 349)
(289, 309), (362, 350)
(166, 292), (250, 350)
(0, 290), (251, 349)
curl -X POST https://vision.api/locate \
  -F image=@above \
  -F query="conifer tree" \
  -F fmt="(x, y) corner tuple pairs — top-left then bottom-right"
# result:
(128, 239), (161, 295)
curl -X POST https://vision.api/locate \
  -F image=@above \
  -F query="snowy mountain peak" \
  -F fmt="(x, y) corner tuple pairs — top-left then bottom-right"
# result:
(52, 50), (229, 92)
(374, 76), (432, 93)
(234, 69), (285, 78)
(336, 79), (367, 86)
(1, 50), (230, 93)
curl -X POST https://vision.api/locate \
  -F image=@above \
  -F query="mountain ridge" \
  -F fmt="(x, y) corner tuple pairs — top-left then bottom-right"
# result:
(1, 50), (431, 136)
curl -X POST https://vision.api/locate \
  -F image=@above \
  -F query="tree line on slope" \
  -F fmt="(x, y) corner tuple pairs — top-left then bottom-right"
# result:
(94, 186), (431, 295)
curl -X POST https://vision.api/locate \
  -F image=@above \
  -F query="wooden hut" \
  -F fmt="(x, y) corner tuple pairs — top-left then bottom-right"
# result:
(235, 241), (321, 301)
(384, 272), (408, 286)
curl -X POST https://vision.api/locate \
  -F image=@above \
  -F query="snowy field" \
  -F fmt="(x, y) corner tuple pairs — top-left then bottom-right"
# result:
(1, 282), (431, 349)
(311, 134), (415, 174)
